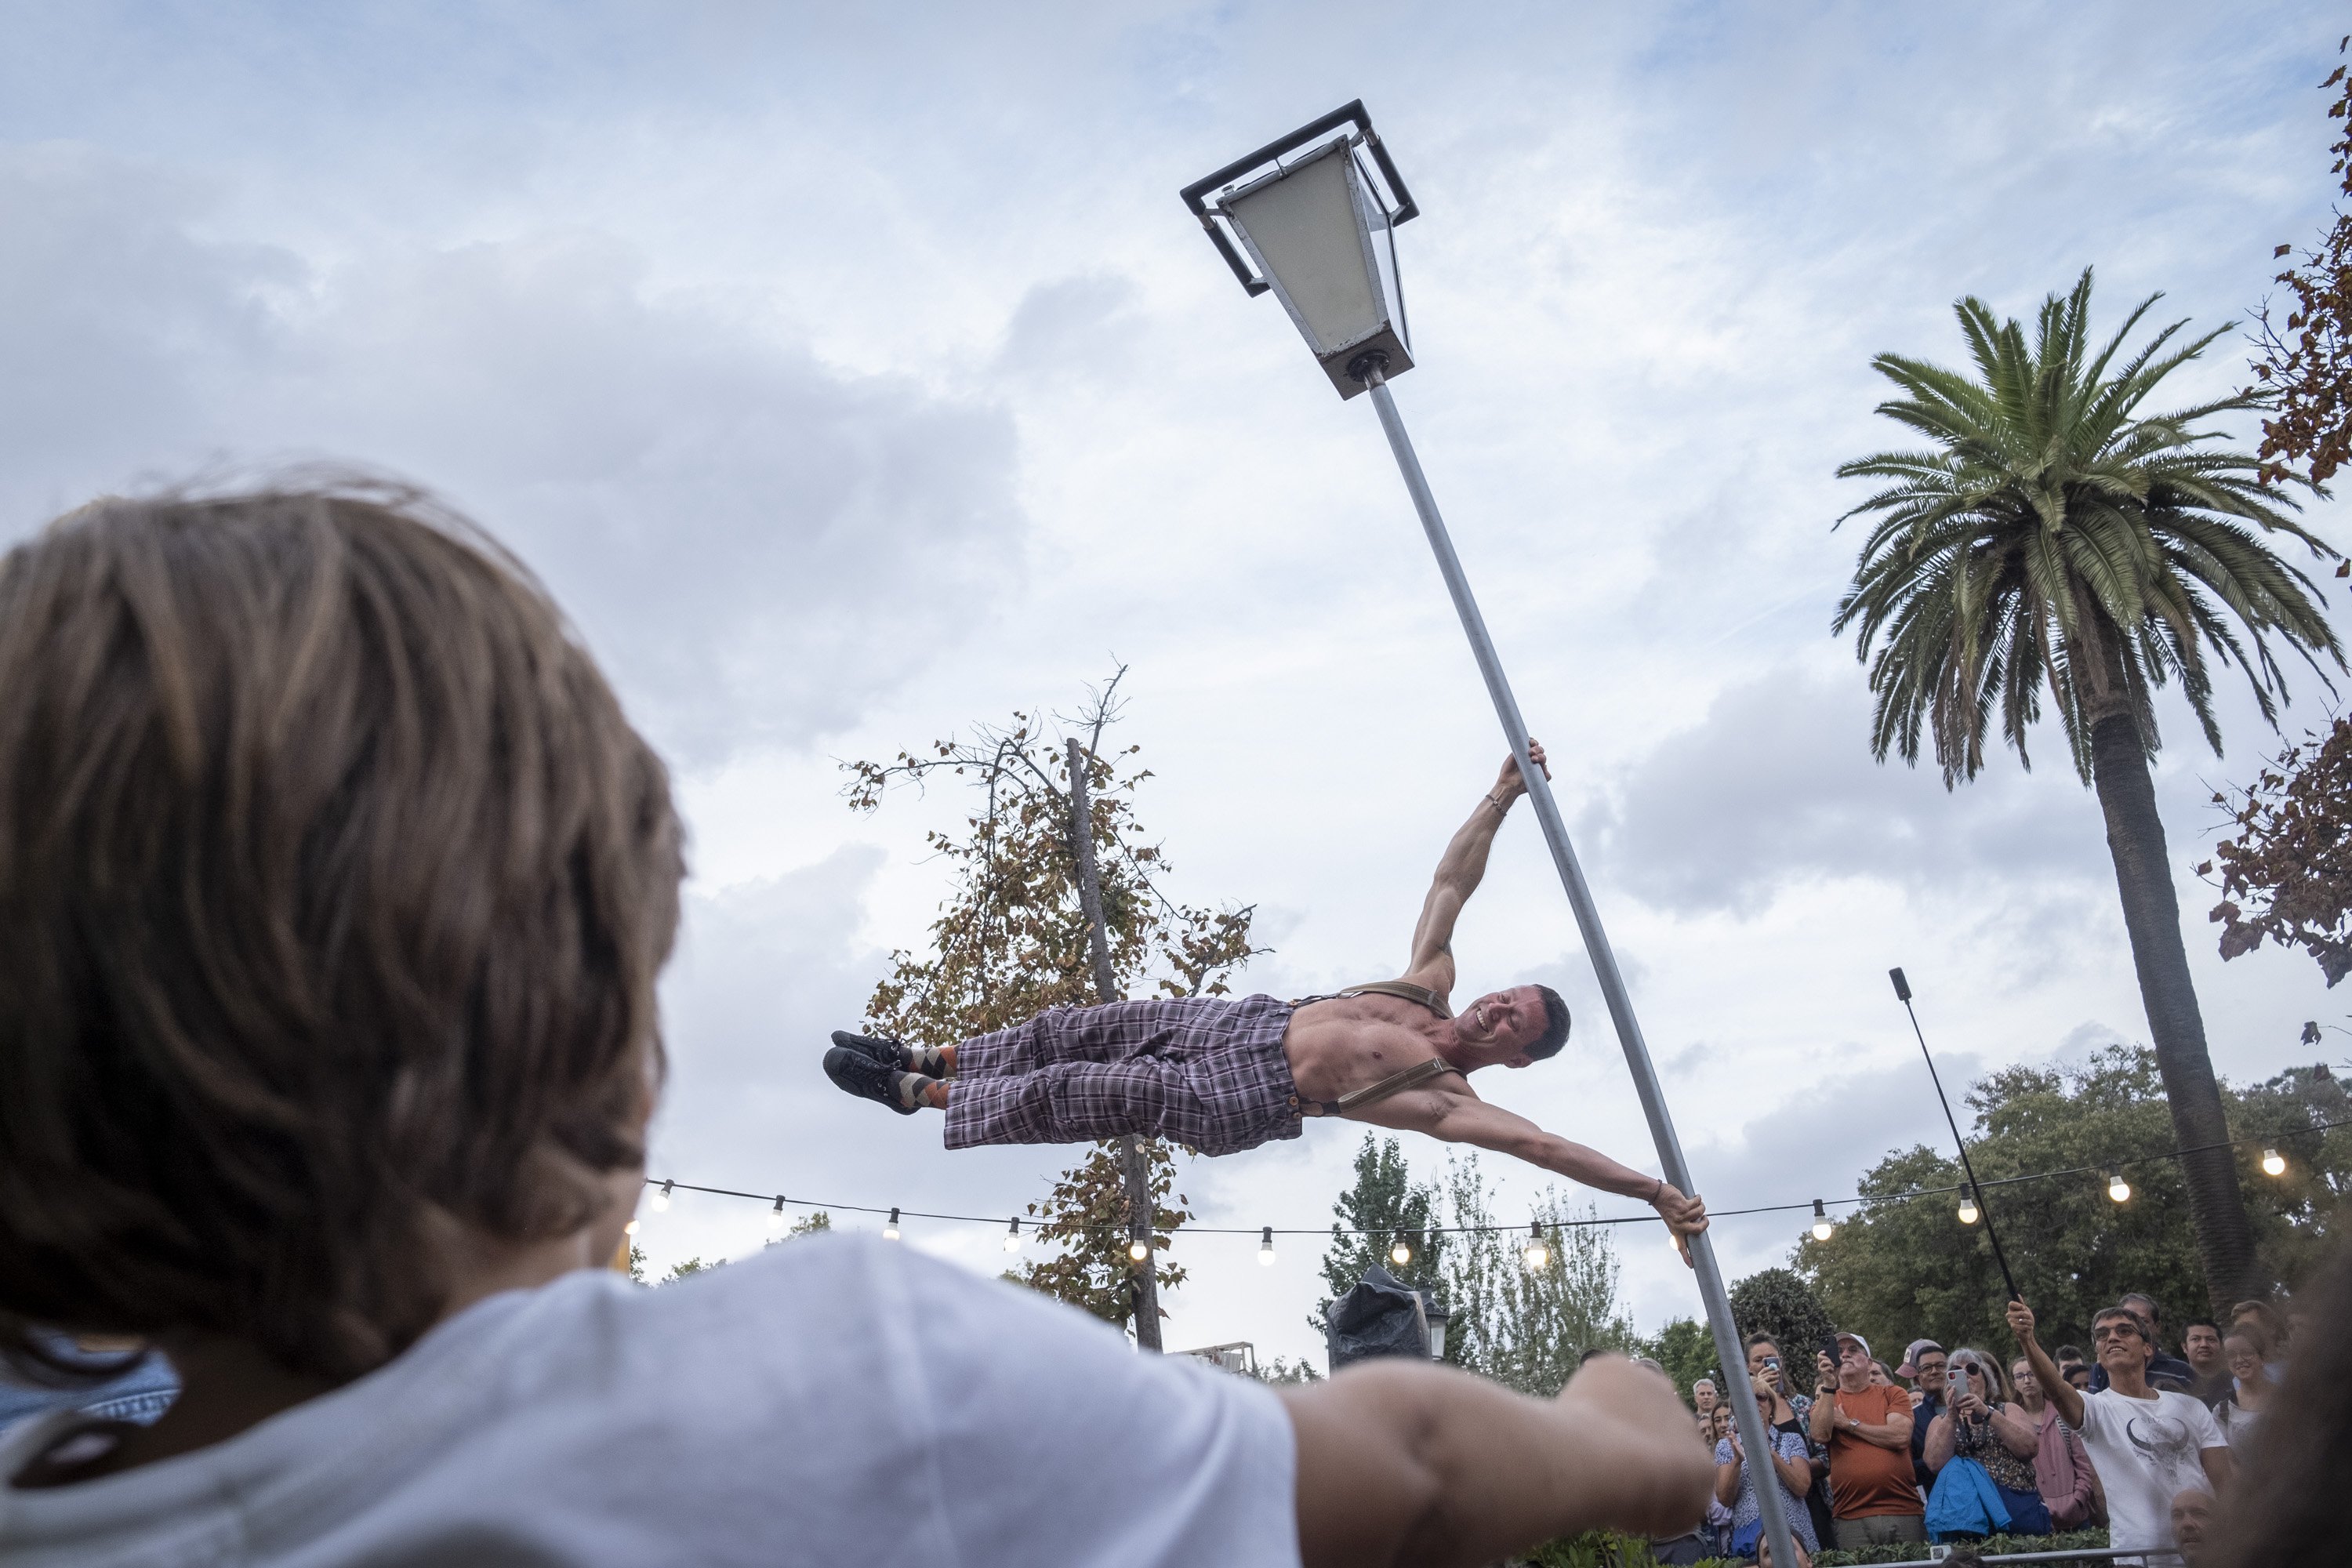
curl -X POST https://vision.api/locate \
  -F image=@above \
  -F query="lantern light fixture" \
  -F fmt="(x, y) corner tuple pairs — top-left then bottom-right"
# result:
(1181, 100), (1417, 401)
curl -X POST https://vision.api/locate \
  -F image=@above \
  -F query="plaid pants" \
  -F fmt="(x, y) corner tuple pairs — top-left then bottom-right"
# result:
(942, 995), (1304, 1156)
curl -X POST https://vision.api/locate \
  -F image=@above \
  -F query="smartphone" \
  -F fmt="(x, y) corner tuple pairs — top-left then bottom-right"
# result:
(1763, 1355), (1780, 1370)
(1947, 1368), (1966, 1396)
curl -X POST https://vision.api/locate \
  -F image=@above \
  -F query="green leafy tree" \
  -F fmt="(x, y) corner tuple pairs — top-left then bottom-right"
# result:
(1441, 1152), (1638, 1396)
(847, 676), (1254, 1336)
(1833, 270), (2344, 1309)
(1313, 1134), (1451, 1345)
(1644, 1317), (1720, 1410)
(765, 1210), (833, 1244)
(1727, 1268), (1836, 1374)
(1798, 1044), (2351, 1356)
(662, 1256), (721, 1283)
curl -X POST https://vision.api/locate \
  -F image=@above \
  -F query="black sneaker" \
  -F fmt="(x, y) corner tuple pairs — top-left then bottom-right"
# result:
(824, 1044), (918, 1116)
(829, 1029), (909, 1072)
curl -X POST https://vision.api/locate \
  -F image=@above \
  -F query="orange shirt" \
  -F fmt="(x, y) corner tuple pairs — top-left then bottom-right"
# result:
(1823, 1385), (1922, 1519)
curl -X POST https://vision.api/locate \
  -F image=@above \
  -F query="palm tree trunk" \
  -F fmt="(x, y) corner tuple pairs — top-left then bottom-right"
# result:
(2087, 710), (2258, 1312)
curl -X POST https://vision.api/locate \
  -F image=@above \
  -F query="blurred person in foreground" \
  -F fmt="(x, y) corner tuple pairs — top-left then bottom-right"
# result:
(1808, 1330), (1924, 1551)
(2203, 1240), (2352, 1567)
(2009, 1298), (2229, 1566)
(2008, 1353), (2102, 1530)
(0, 482), (1715, 1568)
(1921, 1348), (2049, 1538)
(1715, 1382), (1816, 1565)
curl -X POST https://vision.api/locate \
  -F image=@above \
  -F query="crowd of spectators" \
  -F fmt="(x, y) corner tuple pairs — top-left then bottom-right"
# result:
(1668, 1286), (2306, 1566)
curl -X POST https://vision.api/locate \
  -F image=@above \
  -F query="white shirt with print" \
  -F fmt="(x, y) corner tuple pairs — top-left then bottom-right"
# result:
(0, 1235), (1299, 1568)
(2063, 1385), (2225, 1559)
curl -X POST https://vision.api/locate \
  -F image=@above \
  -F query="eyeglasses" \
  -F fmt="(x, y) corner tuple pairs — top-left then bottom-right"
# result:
(2091, 1324), (2143, 1341)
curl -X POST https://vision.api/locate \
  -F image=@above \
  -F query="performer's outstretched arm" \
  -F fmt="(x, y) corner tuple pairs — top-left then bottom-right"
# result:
(1283, 1353), (1711, 1568)
(1402, 741), (1550, 996)
(1378, 1091), (1708, 1264)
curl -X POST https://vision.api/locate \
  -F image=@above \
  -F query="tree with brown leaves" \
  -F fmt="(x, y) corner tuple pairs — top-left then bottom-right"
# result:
(2208, 715), (2352, 987)
(2254, 38), (2352, 488)
(843, 673), (1259, 1338)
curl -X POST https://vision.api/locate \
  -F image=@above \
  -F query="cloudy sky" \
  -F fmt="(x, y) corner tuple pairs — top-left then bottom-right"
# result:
(6, 2), (2346, 1367)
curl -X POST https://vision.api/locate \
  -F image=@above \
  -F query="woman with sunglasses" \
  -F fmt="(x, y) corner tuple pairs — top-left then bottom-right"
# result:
(1924, 1348), (2052, 1536)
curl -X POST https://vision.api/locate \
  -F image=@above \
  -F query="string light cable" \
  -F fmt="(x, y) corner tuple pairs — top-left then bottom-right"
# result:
(633, 1112), (2347, 1249)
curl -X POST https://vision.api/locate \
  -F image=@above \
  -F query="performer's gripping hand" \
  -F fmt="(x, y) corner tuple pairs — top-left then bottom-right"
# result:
(1653, 1183), (1708, 1269)
(2005, 1298), (2038, 1348)
(1495, 739), (1550, 800)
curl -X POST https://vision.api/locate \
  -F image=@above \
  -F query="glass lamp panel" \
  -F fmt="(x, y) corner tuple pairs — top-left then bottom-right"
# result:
(1225, 142), (1386, 358)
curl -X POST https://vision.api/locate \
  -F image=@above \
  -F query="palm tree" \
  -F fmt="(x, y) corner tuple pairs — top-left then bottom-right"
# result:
(1834, 270), (2343, 1311)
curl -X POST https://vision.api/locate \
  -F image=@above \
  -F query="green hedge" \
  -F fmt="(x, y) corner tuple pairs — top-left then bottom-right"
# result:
(1528, 1527), (2112, 1566)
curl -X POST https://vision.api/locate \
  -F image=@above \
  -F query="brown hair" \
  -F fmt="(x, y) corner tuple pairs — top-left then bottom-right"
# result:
(0, 480), (683, 1384)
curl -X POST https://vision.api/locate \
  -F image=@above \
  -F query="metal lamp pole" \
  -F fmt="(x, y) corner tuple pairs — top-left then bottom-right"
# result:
(1356, 357), (1796, 1568)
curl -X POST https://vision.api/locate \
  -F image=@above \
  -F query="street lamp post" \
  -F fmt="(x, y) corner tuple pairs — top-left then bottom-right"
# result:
(1183, 103), (1796, 1568)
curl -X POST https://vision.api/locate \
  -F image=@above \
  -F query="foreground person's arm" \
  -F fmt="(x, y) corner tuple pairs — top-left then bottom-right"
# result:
(1280, 1355), (1711, 1568)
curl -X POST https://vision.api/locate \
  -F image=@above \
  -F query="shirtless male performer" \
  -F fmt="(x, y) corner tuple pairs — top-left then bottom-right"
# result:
(824, 742), (1710, 1254)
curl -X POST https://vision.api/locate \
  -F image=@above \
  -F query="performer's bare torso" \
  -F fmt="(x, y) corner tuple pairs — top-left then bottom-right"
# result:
(1283, 993), (1467, 1112)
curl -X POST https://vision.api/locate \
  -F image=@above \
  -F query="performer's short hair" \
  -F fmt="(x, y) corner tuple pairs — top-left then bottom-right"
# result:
(1528, 985), (1571, 1061)
(0, 477), (684, 1388)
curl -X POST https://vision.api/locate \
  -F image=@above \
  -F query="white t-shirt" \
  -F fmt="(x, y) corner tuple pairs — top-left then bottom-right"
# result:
(2062, 1385), (2225, 1558)
(0, 1236), (1299, 1567)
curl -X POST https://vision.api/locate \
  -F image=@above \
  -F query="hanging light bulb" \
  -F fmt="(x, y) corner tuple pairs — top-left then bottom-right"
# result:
(768, 1196), (786, 1233)
(1258, 1226), (1276, 1266)
(623, 1218), (640, 1237)
(2261, 1148), (2287, 1178)
(1810, 1200), (1833, 1243)
(1957, 1189), (1980, 1226)
(2106, 1168), (2132, 1203)
(1522, 1222), (1550, 1272)
(1390, 1236), (1413, 1267)
(883, 1207), (901, 1240)
(1004, 1217), (1022, 1252)
(1128, 1236), (1152, 1263)
(649, 1179), (673, 1213)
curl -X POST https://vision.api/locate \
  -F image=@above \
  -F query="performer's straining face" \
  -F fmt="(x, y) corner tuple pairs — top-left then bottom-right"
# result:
(1455, 985), (1546, 1056)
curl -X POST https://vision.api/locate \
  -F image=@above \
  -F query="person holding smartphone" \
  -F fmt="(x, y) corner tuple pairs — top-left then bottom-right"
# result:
(1745, 1334), (1835, 1548)
(1923, 1348), (2051, 1535)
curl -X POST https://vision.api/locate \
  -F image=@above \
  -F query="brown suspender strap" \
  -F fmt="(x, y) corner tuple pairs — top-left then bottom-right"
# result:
(1334, 979), (1452, 1018)
(1301, 1057), (1459, 1118)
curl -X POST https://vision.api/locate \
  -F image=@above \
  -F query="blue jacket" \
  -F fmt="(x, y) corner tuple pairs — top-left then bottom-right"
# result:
(1925, 1456), (2013, 1542)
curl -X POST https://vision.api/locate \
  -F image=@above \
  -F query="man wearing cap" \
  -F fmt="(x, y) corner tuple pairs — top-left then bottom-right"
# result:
(1809, 1330), (1926, 1551)
(1896, 1339), (1947, 1493)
